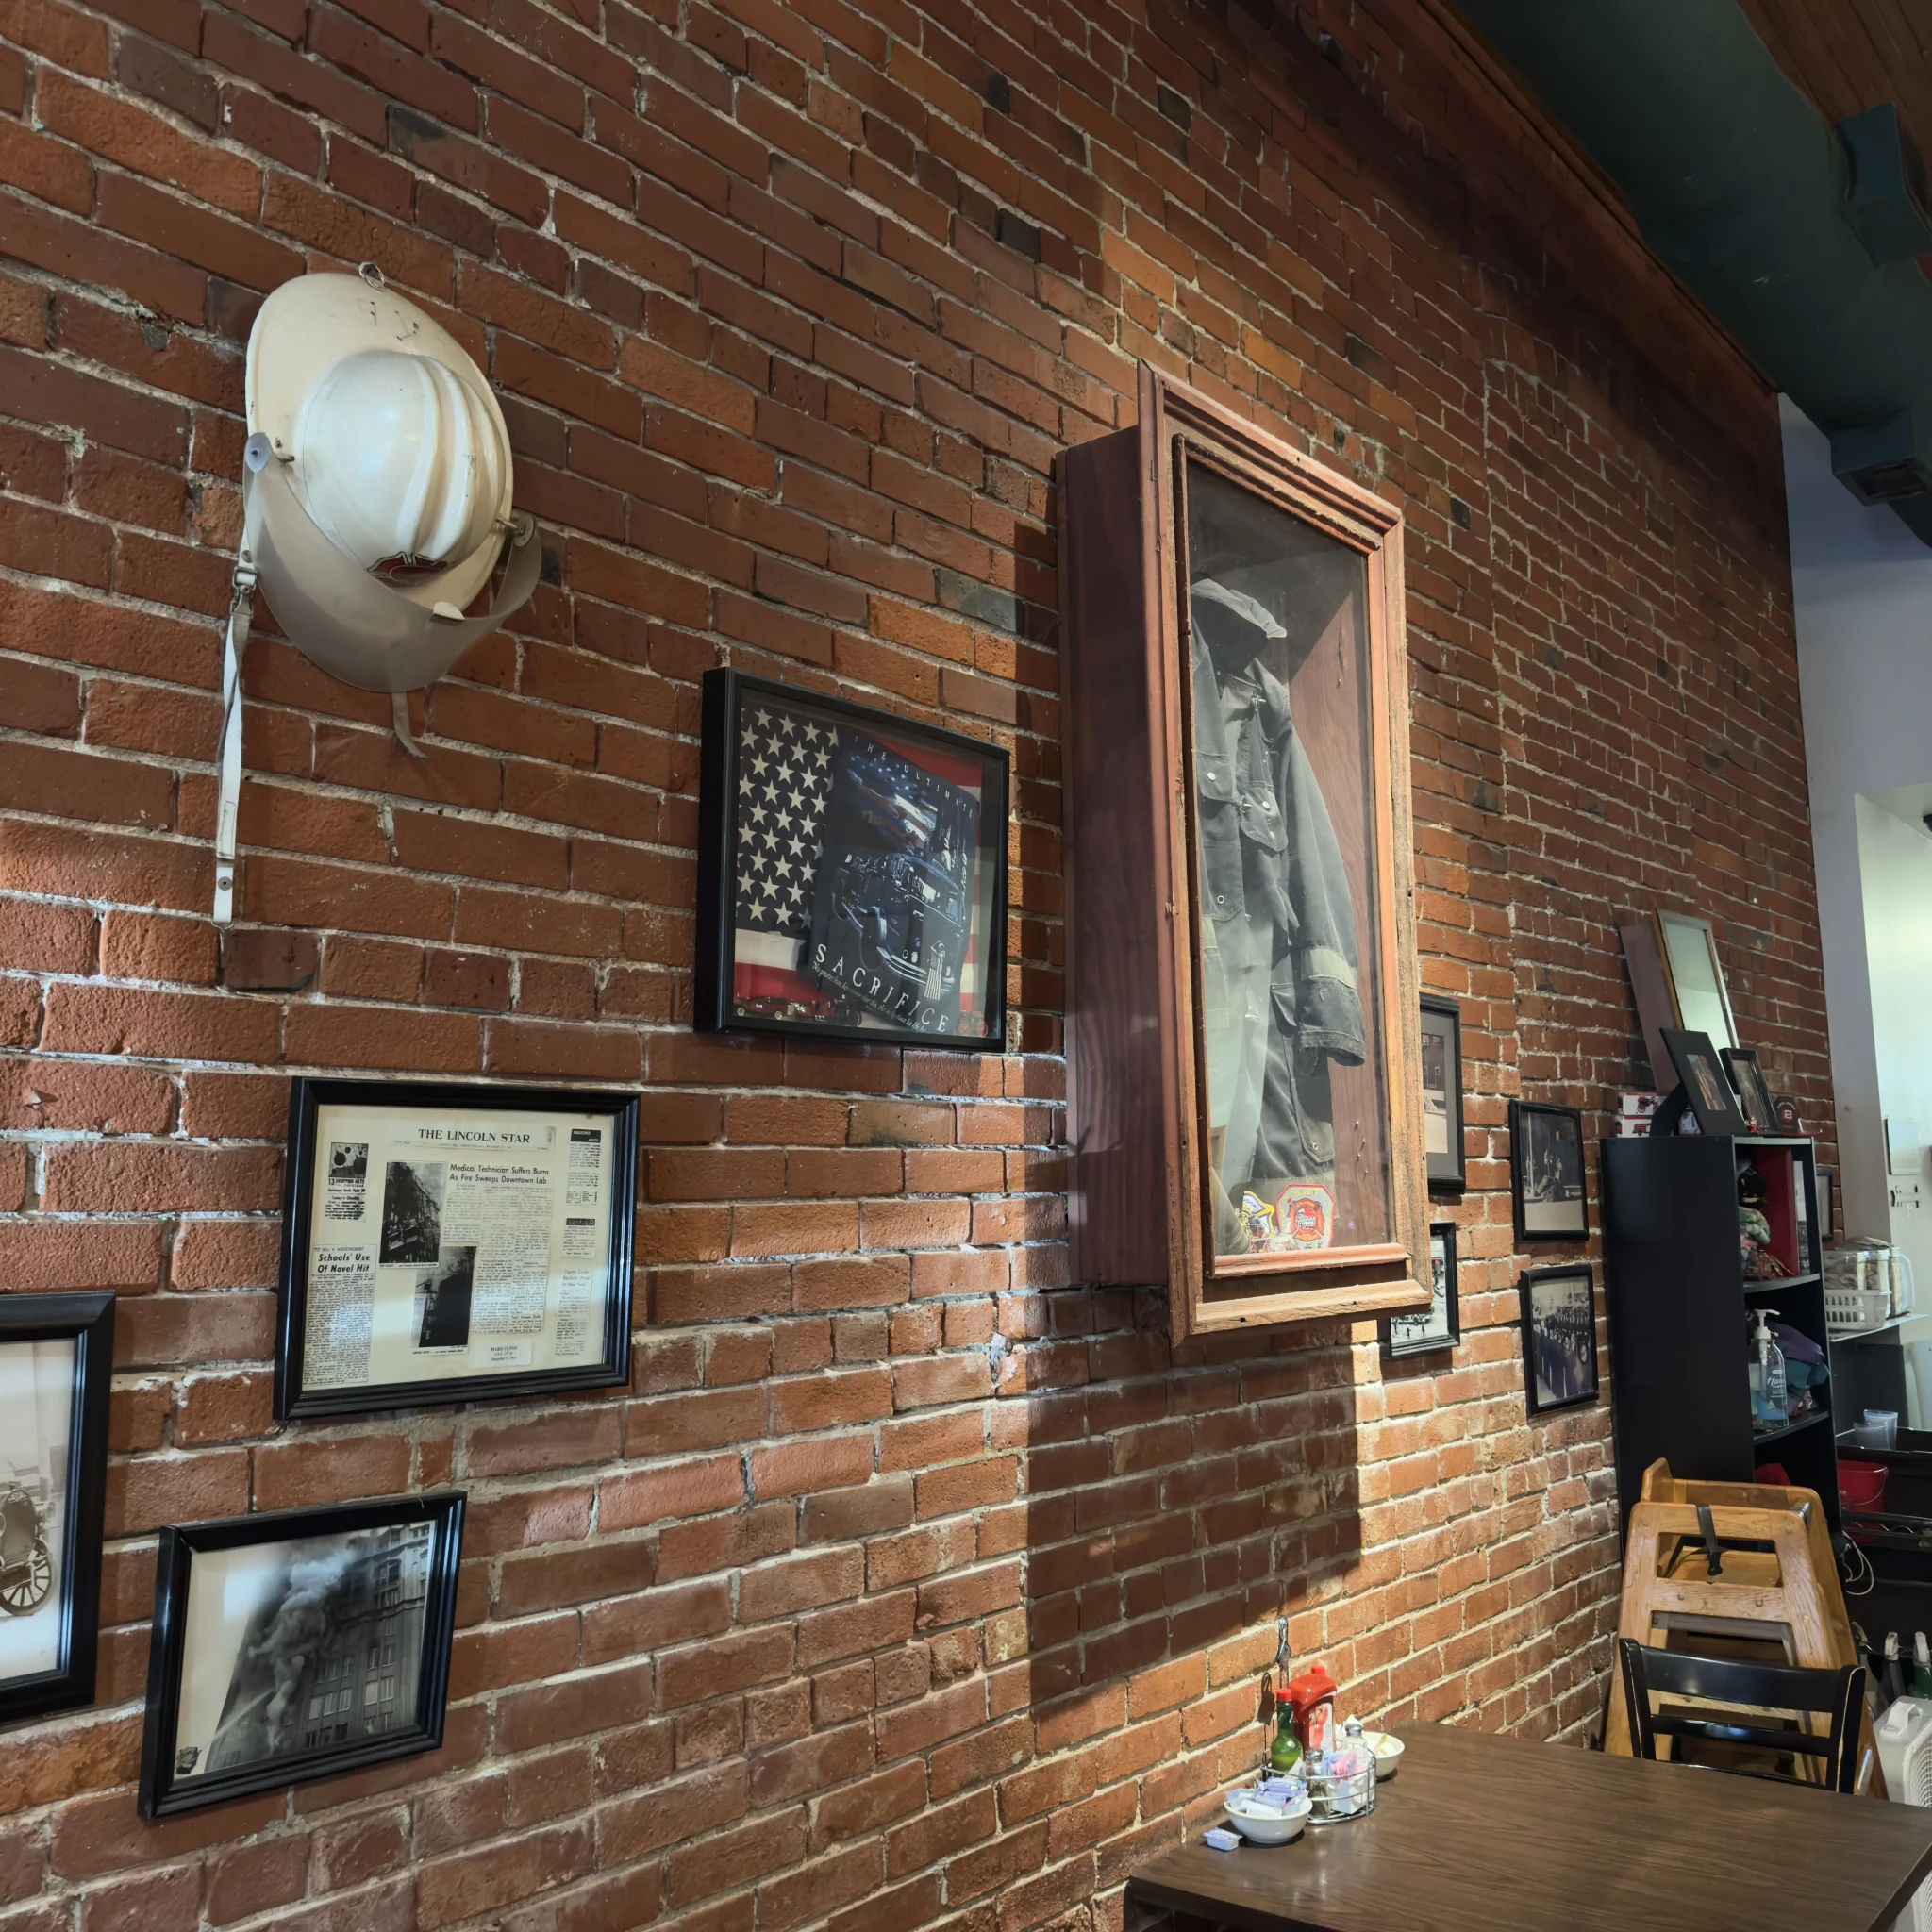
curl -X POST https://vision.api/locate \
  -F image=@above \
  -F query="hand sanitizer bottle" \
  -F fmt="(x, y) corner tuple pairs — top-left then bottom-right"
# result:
(1749, 1309), (1788, 1429)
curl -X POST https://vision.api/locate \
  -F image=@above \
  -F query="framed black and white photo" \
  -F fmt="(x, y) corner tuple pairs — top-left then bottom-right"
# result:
(695, 668), (1009, 1050)
(1721, 1048), (1777, 1135)
(275, 1079), (640, 1422)
(138, 1492), (464, 1818)
(1660, 1027), (1751, 1138)
(1509, 1101), (1588, 1241)
(1383, 1223), (1460, 1359)
(1420, 995), (1465, 1192)
(1521, 1264), (1598, 1415)
(0, 1293), (112, 1725)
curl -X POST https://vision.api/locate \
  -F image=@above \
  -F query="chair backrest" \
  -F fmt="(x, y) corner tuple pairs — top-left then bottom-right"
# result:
(1618, 1637), (1867, 1791)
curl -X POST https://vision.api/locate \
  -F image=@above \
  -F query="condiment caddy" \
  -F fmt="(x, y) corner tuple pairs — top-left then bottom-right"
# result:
(1217, 1657), (1387, 1847)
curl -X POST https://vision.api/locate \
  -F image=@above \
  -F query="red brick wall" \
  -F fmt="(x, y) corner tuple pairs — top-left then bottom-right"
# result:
(0, 0), (1825, 1928)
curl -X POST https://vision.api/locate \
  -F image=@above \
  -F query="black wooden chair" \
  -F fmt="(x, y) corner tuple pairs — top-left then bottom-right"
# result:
(1617, 1637), (1866, 1791)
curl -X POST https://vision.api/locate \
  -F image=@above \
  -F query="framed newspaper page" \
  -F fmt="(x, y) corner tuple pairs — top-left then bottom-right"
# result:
(693, 668), (1009, 1051)
(275, 1079), (641, 1421)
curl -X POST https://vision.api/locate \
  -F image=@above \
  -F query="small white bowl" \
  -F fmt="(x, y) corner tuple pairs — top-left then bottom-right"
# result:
(1360, 1730), (1405, 1780)
(1223, 1790), (1311, 1844)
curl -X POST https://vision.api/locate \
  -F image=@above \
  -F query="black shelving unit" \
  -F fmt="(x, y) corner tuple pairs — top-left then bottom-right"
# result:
(1601, 1134), (1836, 1532)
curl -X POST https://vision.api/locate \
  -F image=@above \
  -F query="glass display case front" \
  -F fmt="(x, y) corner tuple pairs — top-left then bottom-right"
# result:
(1182, 458), (1391, 1267)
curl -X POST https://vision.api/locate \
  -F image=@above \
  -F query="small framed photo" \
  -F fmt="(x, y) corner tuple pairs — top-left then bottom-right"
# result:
(695, 667), (1009, 1049)
(1420, 995), (1465, 1193)
(1818, 1165), (1837, 1242)
(1383, 1223), (1460, 1359)
(138, 1492), (464, 1818)
(1510, 1101), (1588, 1241)
(276, 1079), (641, 1422)
(1721, 1049), (1778, 1135)
(1521, 1264), (1598, 1415)
(0, 1293), (113, 1724)
(1660, 1027), (1751, 1138)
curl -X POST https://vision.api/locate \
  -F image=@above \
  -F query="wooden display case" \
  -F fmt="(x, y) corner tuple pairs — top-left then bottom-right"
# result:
(1058, 365), (1428, 1340)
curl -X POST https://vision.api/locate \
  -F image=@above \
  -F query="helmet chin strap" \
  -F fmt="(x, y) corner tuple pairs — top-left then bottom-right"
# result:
(212, 557), (256, 928)
(390, 691), (427, 759)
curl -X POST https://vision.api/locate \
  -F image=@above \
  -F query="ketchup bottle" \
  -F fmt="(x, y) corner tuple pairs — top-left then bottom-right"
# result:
(1286, 1663), (1338, 1758)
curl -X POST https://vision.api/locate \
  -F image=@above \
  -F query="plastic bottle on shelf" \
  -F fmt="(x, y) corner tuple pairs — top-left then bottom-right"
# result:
(1749, 1308), (1788, 1429)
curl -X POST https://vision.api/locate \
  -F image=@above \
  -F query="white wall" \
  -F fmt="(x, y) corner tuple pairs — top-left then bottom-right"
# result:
(1855, 796), (1932, 1283)
(1782, 399), (1932, 1267)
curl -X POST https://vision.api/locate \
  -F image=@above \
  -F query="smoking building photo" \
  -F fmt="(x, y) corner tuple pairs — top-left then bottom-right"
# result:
(169, 1521), (432, 1786)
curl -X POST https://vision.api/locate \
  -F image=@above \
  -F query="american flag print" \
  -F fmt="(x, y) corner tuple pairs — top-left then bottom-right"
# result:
(731, 700), (840, 1011)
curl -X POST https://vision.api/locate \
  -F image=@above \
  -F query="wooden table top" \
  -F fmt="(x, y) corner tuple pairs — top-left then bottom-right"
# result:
(1127, 1724), (1932, 1932)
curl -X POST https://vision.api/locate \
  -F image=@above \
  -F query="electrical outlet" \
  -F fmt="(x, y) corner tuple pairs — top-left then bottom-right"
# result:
(1892, 1179), (1924, 1211)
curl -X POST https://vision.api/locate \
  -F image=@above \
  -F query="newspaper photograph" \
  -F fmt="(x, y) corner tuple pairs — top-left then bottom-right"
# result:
(302, 1102), (618, 1393)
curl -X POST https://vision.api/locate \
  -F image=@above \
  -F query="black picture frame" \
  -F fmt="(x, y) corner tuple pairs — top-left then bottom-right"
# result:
(1509, 1100), (1589, 1242)
(0, 1292), (113, 1725)
(694, 667), (1010, 1051)
(1420, 994), (1465, 1193)
(1720, 1048), (1778, 1135)
(1818, 1165), (1837, 1242)
(1660, 1027), (1752, 1138)
(138, 1491), (464, 1819)
(275, 1078), (640, 1422)
(1383, 1223), (1460, 1359)
(1521, 1264), (1599, 1416)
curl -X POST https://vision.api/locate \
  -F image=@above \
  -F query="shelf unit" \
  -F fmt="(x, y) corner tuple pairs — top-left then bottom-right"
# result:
(1601, 1134), (1836, 1532)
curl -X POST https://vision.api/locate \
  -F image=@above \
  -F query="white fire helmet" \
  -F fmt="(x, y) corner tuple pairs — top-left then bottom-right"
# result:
(240, 264), (539, 693)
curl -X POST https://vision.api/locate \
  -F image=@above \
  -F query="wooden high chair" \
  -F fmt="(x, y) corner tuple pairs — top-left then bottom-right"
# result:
(1605, 1459), (1885, 1795)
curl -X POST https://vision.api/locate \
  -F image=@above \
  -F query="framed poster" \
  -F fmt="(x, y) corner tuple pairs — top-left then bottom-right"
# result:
(0, 1292), (112, 1725)
(694, 668), (1009, 1050)
(138, 1492), (463, 1818)
(1521, 1264), (1599, 1415)
(1382, 1223), (1460, 1359)
(1510, 1100), (1588, 1241)
(1420, 995), (1465, 1193)
(275, 1079), (640, 1421)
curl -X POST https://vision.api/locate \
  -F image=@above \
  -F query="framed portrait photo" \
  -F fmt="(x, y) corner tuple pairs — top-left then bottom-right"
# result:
(1659, 1028), (1751, 1138)
(1383, 1223), (1460, 1359)
(138, 1492), (463, 1818)
(275, 1079), (641, 1422)
(1521, 1264), (1599, 1415)
(0, 1292), (112, 1725)
(1420, 995), (1465, 1192)
(1510, 1100), (1588, 1242)
(695, 668), (1009, 1050)
(1720, 1048), (1778, 1135)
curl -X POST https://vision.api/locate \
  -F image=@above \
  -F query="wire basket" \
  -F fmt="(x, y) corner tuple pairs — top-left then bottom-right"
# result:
(1306, 1755), (1377, 1823)
(1825, 1283), (1893, 1335)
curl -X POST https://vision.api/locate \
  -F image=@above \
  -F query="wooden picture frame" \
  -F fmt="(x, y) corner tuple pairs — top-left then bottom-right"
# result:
(1510, 1101), (1589, 1242)
(1721, 1048), (1778, 1135)
(275, 1079), (640, 1422)
(1383, 1223), (1460, 1359)
(1618, 909), (1737, 1086)
(1420, 994), (1465, 1193)
(693, 668), (1009, 1051)
(1521, 1264), (1599, 1416)
(0, 1292), (113, 1725)
(1061, 364), (1428, 1340)
(138, 1493), (463, 1818)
